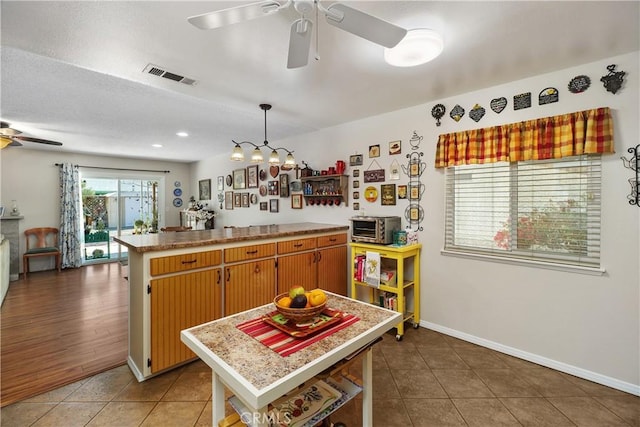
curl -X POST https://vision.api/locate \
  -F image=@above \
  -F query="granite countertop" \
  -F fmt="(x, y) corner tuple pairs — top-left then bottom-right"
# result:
(113, 222), (348, 253)
(183, 294), (398, 391)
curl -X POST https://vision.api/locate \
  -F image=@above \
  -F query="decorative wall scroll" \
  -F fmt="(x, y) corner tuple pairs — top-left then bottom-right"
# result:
(538, 87), (559, 105)
(513, 92), (531, 110)
(402, 130), (425, 231)
(621, 144), (639, 207)
(601, 64), (626, 94)
(568, 75), (590, 93)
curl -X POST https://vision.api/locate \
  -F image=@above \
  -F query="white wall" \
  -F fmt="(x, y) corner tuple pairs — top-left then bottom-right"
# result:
(0, 149), (192, 272)
(195, 51), (639, 393)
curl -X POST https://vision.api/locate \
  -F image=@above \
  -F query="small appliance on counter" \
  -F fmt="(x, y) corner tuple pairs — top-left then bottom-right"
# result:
(350, 216), (401, 244)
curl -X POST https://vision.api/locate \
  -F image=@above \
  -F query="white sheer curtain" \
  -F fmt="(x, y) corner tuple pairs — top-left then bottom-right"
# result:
(59, 163), (82, 268)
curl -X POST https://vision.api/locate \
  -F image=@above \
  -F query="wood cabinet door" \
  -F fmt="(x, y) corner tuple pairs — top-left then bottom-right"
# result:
(276, 252), (317, 295)
(317, 246), (347, 295)
(225, 259), (275, 316)
(150, 268), (222, 373)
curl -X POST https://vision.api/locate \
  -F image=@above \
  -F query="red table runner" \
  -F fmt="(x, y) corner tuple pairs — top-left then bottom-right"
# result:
(237, 312), (360, 357)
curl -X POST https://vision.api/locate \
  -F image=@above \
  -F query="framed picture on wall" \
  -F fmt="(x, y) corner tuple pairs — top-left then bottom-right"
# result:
(280, 173), (290, 197)
(199, 179), (211, 200)
(217, 176), (224, 191)
(381, 184), (396, 206)
(234, 192), (242, 207)
(270, 199), (279, 213)
(291, 194), (302, 209)
(241, 193), (250, 207)
(225, 192), (233, 210)
(233, 168), (246, 190)
(260, 202), (268, 211)
(247, 165), (259, 188)
(268, 180), (279, 196)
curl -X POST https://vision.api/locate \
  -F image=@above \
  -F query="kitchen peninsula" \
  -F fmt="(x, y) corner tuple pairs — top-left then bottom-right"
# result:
(114, 222), (349, 381)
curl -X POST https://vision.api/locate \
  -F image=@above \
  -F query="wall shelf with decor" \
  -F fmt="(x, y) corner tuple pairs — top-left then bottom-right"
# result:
(301, 174), (349, 206)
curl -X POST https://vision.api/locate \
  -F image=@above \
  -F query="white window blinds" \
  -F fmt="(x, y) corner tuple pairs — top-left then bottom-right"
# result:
(444, 155), (602, 268)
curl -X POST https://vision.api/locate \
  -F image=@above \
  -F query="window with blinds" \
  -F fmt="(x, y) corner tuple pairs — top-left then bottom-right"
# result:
(444, 154), (602, 268)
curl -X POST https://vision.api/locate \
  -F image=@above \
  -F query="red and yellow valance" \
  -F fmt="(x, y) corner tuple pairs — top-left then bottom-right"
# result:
(434, 107), (614, 168)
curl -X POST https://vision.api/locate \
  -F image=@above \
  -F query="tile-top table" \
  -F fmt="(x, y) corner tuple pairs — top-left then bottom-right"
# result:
(181, 292), (401, 427)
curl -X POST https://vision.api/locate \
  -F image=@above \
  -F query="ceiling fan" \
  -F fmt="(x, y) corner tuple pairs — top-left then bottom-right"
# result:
(188, 0), (407, 69)
(0, 121), (63, 149)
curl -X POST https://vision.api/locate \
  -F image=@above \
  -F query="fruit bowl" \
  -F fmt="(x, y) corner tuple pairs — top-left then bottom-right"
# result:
(274, 293), (327, 324)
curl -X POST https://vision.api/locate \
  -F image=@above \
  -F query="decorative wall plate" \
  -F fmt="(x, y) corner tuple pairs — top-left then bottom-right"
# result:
(226, 175), (232, 186)
(469, 104), (486, 122)
(250, 194), (258, 204)
(490, 97), (507, 113)
(538, 87), (559, 105)
(174, 181), (181, 187)
(450, 105), (465, 122)
(259, 185), (267, 196)
(431, 104), (446, 126)
(601, 64), (625, 94)
(269, 165), (279, 178)
(173, 198), (183, 207)
(568, 75), (590, 93)
(173, 188), (182, 196)
(364, 186), (378, 202)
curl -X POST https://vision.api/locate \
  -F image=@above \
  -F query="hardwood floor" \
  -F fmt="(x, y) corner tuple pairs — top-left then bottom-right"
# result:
(0, 263), (128, 407)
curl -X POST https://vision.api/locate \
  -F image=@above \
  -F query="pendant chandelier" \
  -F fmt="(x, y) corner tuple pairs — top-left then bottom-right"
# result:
(230, 104), (295, 166)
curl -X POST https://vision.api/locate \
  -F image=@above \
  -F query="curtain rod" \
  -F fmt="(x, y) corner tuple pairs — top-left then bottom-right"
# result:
(54, 163), (170, 173)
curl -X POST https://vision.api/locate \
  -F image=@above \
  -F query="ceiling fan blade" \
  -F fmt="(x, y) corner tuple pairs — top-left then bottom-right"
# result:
(287, 19), (313, 69)
(13, 136), (62, 146)
(0, 121), (21, 136)
(1, 136), (21, 148)
(188, 0), (285, 30)
(324, 3), (407, 48)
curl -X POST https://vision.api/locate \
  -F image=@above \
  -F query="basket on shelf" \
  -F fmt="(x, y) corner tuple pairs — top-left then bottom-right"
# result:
(274, 293), (327, 324)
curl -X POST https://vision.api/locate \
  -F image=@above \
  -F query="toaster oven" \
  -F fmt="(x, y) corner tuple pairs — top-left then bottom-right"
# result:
(350, 216), (401, 244)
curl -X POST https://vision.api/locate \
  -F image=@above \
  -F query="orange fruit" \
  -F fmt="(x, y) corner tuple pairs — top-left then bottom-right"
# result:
(278, 296), (292, 308)
(309, 289), (327, 306)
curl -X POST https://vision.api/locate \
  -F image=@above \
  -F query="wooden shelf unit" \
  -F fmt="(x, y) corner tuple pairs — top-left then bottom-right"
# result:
(301, 174), (349, 206)
(349, 242), (421, 340)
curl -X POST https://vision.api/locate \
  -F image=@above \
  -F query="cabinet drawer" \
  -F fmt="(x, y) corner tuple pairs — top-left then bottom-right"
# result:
(150, 250), (221, 276)
(317, 233), (347, 248)
(277, 237), (316, 254)
(224, 243), (276, 263)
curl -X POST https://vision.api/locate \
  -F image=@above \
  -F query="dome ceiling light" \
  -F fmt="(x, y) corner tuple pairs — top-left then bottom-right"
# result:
(384, 28), (443, 67)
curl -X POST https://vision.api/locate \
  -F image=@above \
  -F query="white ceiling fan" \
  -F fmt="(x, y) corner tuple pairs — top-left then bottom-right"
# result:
(188, 0), (407, 69)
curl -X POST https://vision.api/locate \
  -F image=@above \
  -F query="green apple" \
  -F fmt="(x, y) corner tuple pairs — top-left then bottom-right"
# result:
(289, 285), (305, 299)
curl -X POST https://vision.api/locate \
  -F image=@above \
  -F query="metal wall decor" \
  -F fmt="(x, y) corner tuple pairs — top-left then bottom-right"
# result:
(568, 75), (590, 93)
(490, 97), (507, 113)
(450, 105), (465, 122)
(513, 92), (531, 110)
(401, 131), (425, 231)
(538, 87), (559, 105)
(621, 144), (639, 207)
(469, 104), (486, 122)
(431, 104), (446, 126)
(601, 64), (626, 94)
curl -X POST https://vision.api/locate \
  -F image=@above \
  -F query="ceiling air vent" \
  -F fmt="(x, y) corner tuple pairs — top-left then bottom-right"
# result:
(142, 64), (197, 86)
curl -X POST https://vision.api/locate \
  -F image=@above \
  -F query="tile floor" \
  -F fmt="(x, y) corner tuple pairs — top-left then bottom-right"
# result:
(2, 327), (638, 427)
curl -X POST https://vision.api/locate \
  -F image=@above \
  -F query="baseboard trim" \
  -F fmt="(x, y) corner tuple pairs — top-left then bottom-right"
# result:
(127, 356), (145, 383)
(422, 321), (640, 397)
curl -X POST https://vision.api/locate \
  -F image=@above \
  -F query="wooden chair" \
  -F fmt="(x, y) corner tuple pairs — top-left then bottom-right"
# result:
(160, 226), (192, 232)
(23, 227), (61, 278)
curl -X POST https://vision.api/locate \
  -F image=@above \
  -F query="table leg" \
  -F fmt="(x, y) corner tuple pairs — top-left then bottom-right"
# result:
(212, 371), (225, 425)
(362, 347), (373, 426)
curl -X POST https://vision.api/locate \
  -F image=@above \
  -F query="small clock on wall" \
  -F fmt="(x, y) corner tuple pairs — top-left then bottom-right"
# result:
(173, 198), (183, 207)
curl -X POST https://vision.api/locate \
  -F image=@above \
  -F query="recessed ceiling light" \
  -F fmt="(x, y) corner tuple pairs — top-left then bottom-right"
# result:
(384, 28), (443, 67)
(176, 131), (189, 137)
(152, 144), (163, 148)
